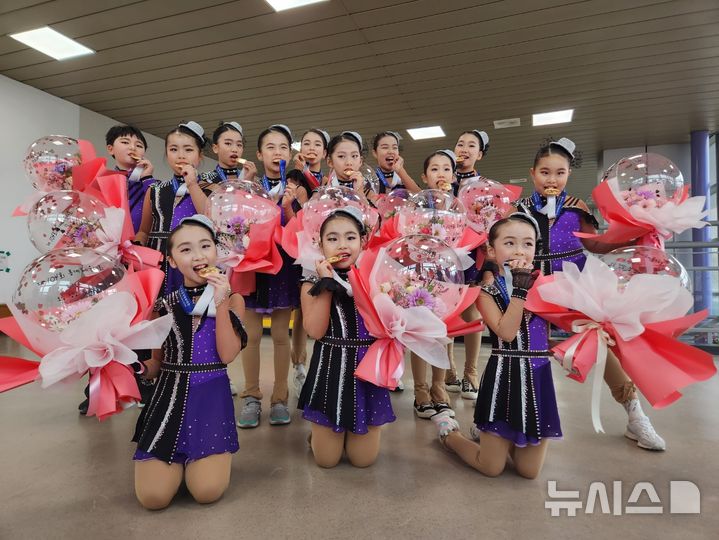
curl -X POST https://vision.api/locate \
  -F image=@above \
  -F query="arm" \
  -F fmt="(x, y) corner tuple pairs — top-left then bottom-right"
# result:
(301, 259), (335, 339)
(141, 309), (162, 379)
(392, 156), (422, 194)
(281, 183), (298, 219)
(136, 187), (154, 245)
(206, 273), (245, 364)
(181, 165), (210, 217)
(477, 290), (526, 343)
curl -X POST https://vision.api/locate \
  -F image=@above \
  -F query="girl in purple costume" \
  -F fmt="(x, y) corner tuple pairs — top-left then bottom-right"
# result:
(238, 125), (298, 428)
(432, 214), (560, 479)
(133, 215), (247, 509)
(299, 208), (395, 468)
(513, 138), (665, 452)
(137, 121), (220, 295)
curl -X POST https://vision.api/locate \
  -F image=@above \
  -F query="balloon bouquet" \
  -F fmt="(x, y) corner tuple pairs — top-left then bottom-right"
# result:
(0, 135), (169, 420)
(525, 154), (715, 432)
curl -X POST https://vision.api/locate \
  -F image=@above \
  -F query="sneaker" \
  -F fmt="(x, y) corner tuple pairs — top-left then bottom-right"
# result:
(460, 378), (479, 400)
(445, 377), (461, 393)
(431, 410), (460, 449)
(237, 397), (261, 429)
(432, 402), (455, 418)
(414, 401), (437, 419)
(469, 423), (481, 442)
(229, 379), (239, 396)
(293, 364), (307, 396)
(269, 402), (292, 425)
(625, 417), (666, 451)
(390, 379), (404, 392)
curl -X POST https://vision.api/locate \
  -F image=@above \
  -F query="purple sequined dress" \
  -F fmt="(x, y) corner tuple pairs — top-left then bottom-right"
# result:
(298, 273), (396, 434)
(516, 193), (598, 275)
(244, 177), (301, 313)
(133, 287), (247, 464)
(474, 278), (562, 447)
(118, 167), (155, 234)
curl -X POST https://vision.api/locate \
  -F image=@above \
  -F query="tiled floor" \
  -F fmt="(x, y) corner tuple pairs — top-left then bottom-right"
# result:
(1, 336), (717, 540)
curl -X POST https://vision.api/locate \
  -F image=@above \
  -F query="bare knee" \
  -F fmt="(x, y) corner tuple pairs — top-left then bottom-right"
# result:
(312, 449), (342, 468)
(481, 462), (505, 477)
(347, 451), (378, 468)
(515, 462), (542, 480)
(135, 487), (175, 510)
(188, 481), (228, 504)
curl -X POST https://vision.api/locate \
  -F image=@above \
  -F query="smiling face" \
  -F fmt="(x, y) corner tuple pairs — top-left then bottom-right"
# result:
(421, 154), (455, 189)
(107, 134), (146, 170)
(327, 140), (362, 180)
(319, 215), (363, 269)
(257, 131), (291, 176)
(372, 135), (400, 171)
(212, 129), (244, 169)
(167, 224), (218, 287)
(301, 131), (327, 168)
(487, 219), (537, 268)
(530, 153), (571, 196)
(454, 132), (483, 172)
(166, 132), (201, 175)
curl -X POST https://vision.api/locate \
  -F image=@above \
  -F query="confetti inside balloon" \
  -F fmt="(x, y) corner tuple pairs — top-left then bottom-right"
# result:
(603, 153), (684, 208)
(599, 245), (690, 290)
(458, 177), (516, 234)
(27, 190), (109, 253)
(375, 188), (411, 220)
(206, 181), (280, 262)
(23, 135), (82, 191)
(13, 248), (126, 332)
(397, 189), (467, 247)
(372, 234), (464, 318)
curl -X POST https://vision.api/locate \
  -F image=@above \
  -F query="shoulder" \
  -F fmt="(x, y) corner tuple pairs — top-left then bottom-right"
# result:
(480, 282), (500, 297)
(199, 170), (219, 183)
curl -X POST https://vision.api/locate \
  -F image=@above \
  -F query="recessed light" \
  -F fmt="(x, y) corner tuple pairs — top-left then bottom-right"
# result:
(532, 109), (574, 126)
(406, 126), (445, 140)
(509, 178), (527, 184)
(494, 118), (521, 129)
(265, 0), (329, 11)
(9, 26), (94, 60)
(291, 142), (301, 151)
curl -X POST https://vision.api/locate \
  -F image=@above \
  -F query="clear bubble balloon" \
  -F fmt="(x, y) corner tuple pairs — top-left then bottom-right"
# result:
(13, 248), (126, 332)
(375, 188), (411, 220)
(27, 190), (109, 253)
(603, 153), (684, 208)
(23, 135), (82, 191)
(458, 177), (516, 234)
(206, 181), (279, 260)
(371, 234), (465, 318)
(599, 245), (690, 290)
(397, 189), (467, 247)
(358, 164), (381, 194)
(302, 186), (379, 245)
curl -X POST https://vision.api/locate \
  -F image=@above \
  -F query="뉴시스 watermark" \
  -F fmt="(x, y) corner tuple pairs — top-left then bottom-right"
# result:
(545, 480), (701, 516)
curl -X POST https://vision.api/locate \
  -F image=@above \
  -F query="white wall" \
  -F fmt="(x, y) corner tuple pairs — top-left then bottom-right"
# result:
(0, 74), (215, 304)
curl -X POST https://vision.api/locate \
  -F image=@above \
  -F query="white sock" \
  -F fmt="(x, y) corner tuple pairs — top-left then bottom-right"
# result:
(624, 398), (645, 422)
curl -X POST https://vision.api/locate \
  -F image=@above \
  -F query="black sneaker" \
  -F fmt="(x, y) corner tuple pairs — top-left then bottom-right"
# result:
(445, 378), (461, 393)
(460, 378), (478, 400)
(413, 401), (437, 419)
(432, 402), (456, 418)
(390, 379), (405, 392)
(78, 398), (89, 415)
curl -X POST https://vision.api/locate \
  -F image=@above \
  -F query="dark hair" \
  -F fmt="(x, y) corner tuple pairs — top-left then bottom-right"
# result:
(212, 122), (245, 145)
(423, 151), (456, 174)
(372, 131), (402, 151)
(257, 125), (292, 150)
(286, 169), (313, 195)
(319, 210), (366, 239)
(459, 130), (489, 154)
(488, 213), (540, 246)
(165, 123), (207, 151)
(167, 220), (216, 253)
(301, 128), (329, 150)
(105, 125), (148, 149)
(327, 133), (364, 157)
(533, 137), (582, 168)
